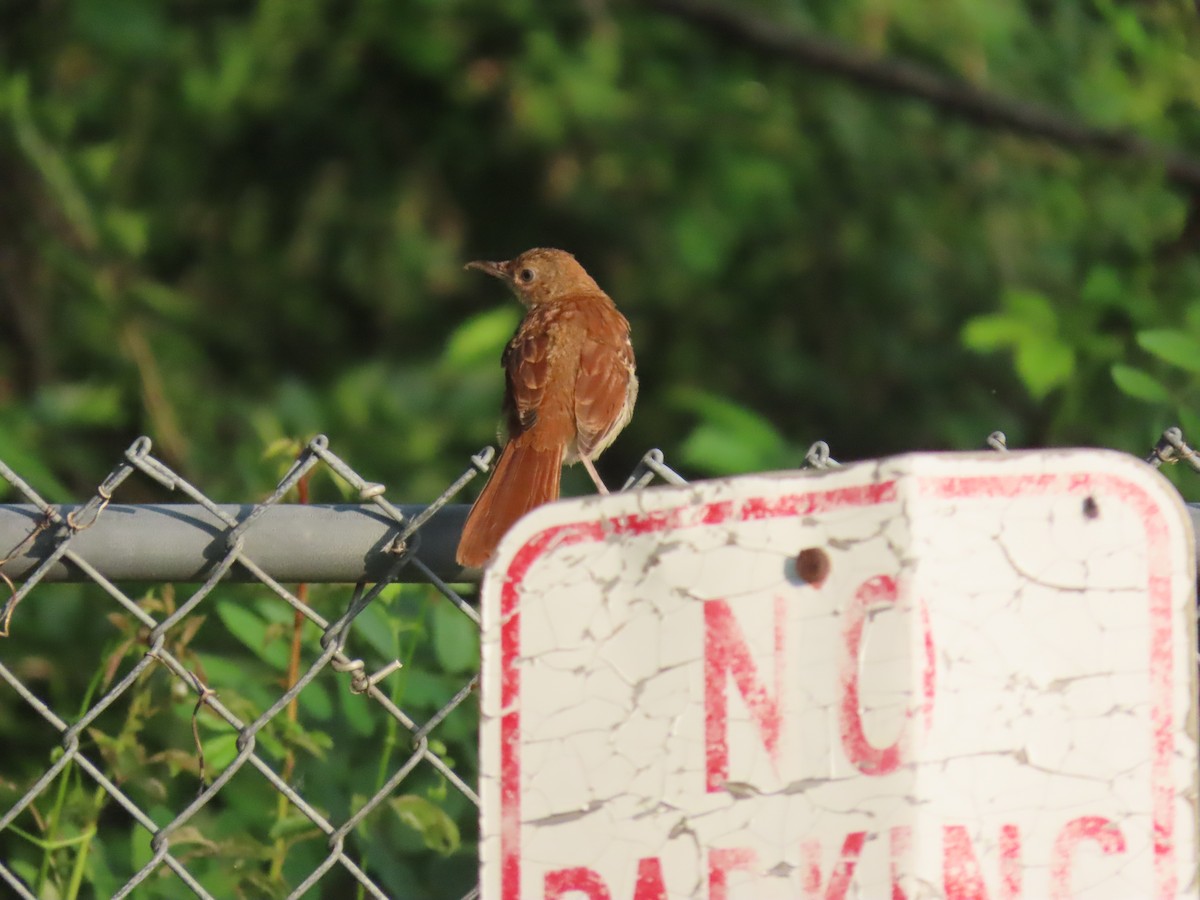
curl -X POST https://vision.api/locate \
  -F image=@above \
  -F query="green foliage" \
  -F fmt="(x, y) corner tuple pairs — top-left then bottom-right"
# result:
(0, 583), (478, 898)
(962, 288), (1077, 400)
(1136, 329), (1200, 376)
(672, 387), (795, 473)
(388, 795), (461, 856)
(2, 0), (1200, 894)
(431, 600), (479, 676)
(1111, 362), (1169, 403)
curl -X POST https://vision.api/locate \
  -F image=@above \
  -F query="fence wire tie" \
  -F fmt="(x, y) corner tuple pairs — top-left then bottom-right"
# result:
(621, 449), (663, 491)
(805, 441), (840, 469)
(333, 657), (405, 695)
(67, 439), (149, 531)
(188, 679), (219, 792)
(359, 482), (386, 500)
(0, 570), (14, 625)
(389, 446), (501, 556)
(388, 496), (447, 555)
(269, 435), (326, 500)
(987, 431), (1009, 452)
(275, 436), (326, 490)
(1146, 426), (1199, 472)
(123, 436), (178, 490)
(0, 512), (56, 638)
(325, 583), (405, 694)
(382, 525), (423, 577)
(620, 448), (687, 490)
(65, 483), (112, 532)
(0, 510), (54, 570)
(469, 446), (496, 475)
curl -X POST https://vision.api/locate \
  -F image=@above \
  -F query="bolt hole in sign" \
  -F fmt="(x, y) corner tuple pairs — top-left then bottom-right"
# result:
(478, 450), (1199, 900)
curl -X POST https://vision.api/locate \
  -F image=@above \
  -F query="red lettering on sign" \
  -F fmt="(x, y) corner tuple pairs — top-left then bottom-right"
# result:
(544, 867), (612, 899)
(998, 824), (1021, 899)
(495, 473), (1184, 900)
(709, 847), (756, 900)
(919, 598), (936, 733)
(1049, 816), (1126, 899)
(943, 825), (987, 900)
(800, 831), (867, 899)
(704, 598), (784, 791)
(840, 576), (936, 775)
(916, 472), (1179, 894)
(632, 857), (667, 900)
(942, 824), (1021, 900)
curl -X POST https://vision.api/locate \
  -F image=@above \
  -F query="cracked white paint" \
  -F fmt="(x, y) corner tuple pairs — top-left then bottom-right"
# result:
(479, 450), (1199, 899)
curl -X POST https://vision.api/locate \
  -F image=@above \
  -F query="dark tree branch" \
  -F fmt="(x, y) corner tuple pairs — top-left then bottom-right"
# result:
(644, 0), (1200, 193)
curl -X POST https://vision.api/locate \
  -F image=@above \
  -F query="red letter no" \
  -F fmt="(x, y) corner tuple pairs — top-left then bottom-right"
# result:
(839, 575), (935, 775)
(704, 598), (784, 791)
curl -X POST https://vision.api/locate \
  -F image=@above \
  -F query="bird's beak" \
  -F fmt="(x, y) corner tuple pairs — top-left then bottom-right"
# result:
(465, 259), (508, 280)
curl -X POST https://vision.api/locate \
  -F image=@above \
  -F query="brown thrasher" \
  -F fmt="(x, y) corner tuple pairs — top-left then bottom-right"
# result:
(455, 248), (638, 568)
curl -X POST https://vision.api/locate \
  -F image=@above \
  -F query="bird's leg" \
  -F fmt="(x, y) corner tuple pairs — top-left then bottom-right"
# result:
(581, 456), (610, 495)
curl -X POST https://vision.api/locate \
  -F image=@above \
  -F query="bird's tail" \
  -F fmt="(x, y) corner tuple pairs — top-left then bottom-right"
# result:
(455, 437), (563, 568)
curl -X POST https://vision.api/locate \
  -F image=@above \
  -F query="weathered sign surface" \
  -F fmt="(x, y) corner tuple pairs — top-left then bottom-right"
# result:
(479, 451), (1198, 899)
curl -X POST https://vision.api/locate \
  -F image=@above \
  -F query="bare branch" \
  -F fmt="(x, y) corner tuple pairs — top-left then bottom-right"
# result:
(644, 0), (1200, 192)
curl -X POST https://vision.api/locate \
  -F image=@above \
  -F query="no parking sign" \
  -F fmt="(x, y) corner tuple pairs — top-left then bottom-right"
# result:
(479, 450), (1198, 899)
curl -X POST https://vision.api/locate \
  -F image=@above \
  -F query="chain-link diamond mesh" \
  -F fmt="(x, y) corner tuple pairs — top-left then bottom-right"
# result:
(0, 435), (691, 899)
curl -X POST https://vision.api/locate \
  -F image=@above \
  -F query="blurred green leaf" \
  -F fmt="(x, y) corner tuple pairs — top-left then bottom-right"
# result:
(1003, 288), (1059, 331)
(389, 795), (460, 856)
(1080, 265), (1123, 308)
(103, 208), (150, 257)
(202, 733), (240, 771)
(1111, 364), (1170, 403)
(1179, 408), (1200, 440)
(268, 812), (319, 841)
(73, 0), (170, 56)
(961, 314), (1030, 349)
(671, 387), (792, 474)
(8, 860), (38, 889)
(1014, 337), (1075, 400)
(431, 599), (479, 675)
(33, 383), (124, 428)
(297, 680), (333, 721)
(339, 684), (377, 737)
(441, 306), (521, 370)
(672, 207), (731, 277)
(8, 73), (98, 249)
(963, 288), (1073, 399)
(214, 603), (289, 670)
(0, 425), (71, 499)
(1136, 329), (1200, 375)
(282, 725), (333, 760)
(399, 669), (463, 711)
(130, 831), (154, 884)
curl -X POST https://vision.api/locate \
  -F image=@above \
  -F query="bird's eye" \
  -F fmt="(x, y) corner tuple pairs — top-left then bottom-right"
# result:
(518, 268), (535, 284)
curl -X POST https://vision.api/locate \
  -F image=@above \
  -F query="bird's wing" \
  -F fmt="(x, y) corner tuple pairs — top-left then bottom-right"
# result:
(574, 329), (636, 460)
(501, 310), (555, 438)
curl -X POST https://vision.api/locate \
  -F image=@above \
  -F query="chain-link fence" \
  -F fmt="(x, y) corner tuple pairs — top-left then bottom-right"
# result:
(0, 435), (688, 899)
(0, 430), (1196, 898)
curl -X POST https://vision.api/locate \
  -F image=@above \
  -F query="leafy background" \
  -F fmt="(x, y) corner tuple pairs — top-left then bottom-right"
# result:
(1, 0), (1199, 896)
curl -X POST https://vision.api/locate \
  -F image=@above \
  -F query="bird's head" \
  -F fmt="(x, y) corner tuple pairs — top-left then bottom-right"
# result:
(465, 247), (601, 307)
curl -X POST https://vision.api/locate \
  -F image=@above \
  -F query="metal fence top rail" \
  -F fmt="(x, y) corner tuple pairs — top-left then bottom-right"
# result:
(0, 499), (1197, 586)
(0, 503), (471, 584)
(0, 426), (1197, 588)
